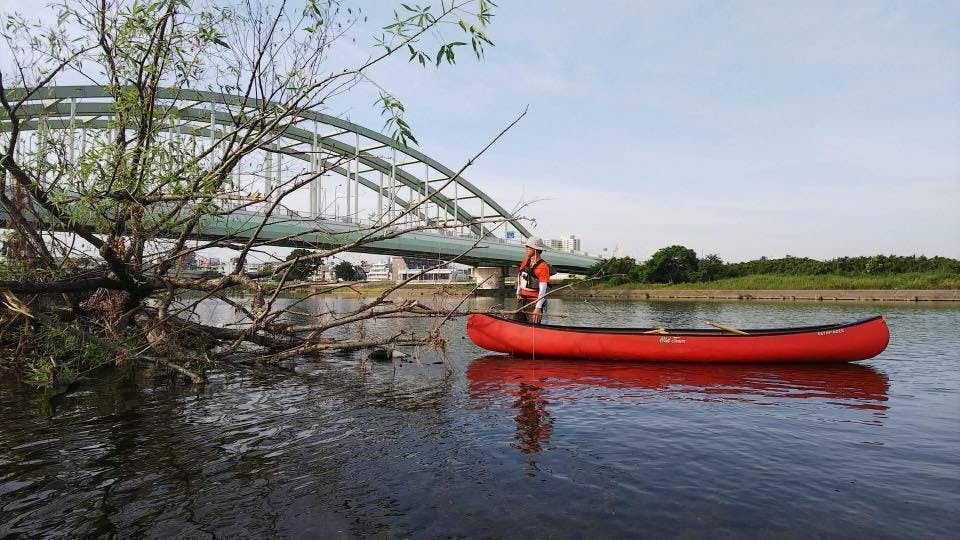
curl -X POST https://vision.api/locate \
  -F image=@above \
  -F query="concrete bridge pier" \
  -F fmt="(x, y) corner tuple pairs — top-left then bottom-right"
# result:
(474, 266), (506, 290)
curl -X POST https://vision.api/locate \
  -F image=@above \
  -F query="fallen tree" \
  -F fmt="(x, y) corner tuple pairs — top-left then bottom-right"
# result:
(0, 0), (522, 386)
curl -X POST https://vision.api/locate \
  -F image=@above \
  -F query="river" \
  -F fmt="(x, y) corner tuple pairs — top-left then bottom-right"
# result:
(1, 297), (958, 538)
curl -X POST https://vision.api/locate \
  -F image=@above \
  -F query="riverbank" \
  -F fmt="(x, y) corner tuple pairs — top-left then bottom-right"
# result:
(557, 288), (960, 302)
(559, 272), (960, 302)
(582, 272), (960, 290)
(304, 282), (960, 302)
(307, 282), (475, 298)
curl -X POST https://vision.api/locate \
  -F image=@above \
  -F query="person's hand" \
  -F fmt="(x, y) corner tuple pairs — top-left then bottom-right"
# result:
(516, 295), (523, 304)
(531, 307), (542, 323)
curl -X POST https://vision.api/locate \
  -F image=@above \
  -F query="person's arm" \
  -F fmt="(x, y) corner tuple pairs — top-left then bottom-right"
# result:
(534, 282), (548, 309)
(516, 259), (525, 300)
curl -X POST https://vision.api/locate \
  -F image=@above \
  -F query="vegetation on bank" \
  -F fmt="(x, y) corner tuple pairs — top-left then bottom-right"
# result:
(3, 324), (114, 388)
(578, 272), (960, 290)
(584, 246), (960, 289)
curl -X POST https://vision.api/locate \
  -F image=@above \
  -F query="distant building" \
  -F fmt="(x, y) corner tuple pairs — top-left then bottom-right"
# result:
(242, 261), (276, 274)
(196, 256), (221, 269)
(390, 256), (469, 283)
(391, 256), (444, 280)
(223, 257), (274, 275)
(599, 244), (624, 259)
(397, 267), (469, 283)
(311, 263), (337, 282)
(548, 235), (581, 253)
(366, 260), (392, 281)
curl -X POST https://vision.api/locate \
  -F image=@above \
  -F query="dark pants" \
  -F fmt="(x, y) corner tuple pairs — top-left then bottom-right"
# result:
(516, 297), (546, 324)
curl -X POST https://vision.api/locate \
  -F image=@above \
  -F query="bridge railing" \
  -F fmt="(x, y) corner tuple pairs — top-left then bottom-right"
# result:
(238, 204), (533, 246)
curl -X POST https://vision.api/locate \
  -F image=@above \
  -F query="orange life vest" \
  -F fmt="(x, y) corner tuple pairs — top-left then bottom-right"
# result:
(518, 258), (549, 298)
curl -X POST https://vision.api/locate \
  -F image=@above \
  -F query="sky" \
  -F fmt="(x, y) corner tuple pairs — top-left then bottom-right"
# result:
(1, 0), (958, 262)
(335, 0), (960, 261)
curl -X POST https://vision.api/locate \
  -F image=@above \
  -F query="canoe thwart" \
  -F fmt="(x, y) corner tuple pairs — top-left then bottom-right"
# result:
(705, 321), (749, 335)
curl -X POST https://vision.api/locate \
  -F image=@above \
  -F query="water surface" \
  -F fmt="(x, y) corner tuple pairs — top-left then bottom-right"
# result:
(1, 298), (958, 538)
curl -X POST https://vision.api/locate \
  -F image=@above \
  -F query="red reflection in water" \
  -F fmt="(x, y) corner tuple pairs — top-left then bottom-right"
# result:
(512, 383), (553, 455)
(468, 356), (889, 454)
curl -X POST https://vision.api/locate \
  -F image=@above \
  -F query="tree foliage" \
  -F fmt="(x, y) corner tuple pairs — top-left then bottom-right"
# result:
(723, 254), (960, 277)
(284, 249), (320, 282)
(590, 249), (960, 286)
(697, 254), (724, 282)
(641, 245), (699, 284)
(334, 261), (358, 281)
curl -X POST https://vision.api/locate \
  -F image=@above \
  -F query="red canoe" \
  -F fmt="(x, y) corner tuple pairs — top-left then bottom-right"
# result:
(466, 314), (890, 363)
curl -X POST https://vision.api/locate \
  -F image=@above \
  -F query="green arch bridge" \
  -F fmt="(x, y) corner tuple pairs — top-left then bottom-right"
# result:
(0, 86), (599, 275)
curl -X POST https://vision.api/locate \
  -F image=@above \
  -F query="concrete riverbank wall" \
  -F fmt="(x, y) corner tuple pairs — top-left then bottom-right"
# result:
(317, 283), (960, 302)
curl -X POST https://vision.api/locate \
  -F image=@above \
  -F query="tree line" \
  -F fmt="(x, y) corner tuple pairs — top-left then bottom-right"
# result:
(588, 245), (960, 285)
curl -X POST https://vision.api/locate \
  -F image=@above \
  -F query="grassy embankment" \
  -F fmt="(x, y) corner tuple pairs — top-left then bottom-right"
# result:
(577, 272), (960, 290)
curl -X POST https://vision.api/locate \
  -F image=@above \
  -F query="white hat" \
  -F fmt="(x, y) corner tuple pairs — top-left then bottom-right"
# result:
(524, 237), (548, 251)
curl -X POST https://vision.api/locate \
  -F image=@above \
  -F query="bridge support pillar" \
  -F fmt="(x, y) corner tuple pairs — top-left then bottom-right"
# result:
(474, 267), (505, 290)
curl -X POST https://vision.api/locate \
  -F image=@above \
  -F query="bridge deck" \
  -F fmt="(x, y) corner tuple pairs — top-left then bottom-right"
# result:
(0, 207), (599, 272)
(201, 211), (598, 272)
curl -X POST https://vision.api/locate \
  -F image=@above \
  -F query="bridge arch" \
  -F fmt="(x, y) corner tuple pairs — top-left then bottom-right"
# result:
(1, 85), (530, 239)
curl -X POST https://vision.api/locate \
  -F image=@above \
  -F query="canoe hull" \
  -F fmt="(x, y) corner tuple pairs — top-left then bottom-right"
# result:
(466, 314), (890, 363)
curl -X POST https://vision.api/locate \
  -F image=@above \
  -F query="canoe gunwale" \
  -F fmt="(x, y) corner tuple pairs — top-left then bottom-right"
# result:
(483, 314), (884, 337)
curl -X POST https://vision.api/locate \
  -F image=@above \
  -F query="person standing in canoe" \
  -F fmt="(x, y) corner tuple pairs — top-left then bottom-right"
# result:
(516, 237), (551, 324)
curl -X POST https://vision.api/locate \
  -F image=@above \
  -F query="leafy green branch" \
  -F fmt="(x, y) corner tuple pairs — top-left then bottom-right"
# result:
(376, 91), (417, 147)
